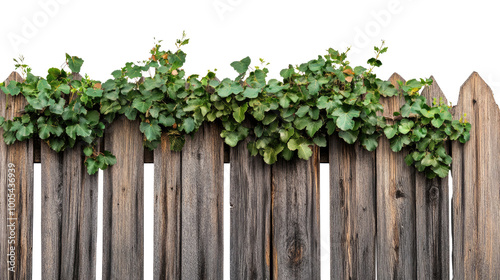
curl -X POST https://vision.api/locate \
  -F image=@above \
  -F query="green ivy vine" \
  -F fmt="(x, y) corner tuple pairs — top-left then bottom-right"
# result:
(0, 34), (470, 178)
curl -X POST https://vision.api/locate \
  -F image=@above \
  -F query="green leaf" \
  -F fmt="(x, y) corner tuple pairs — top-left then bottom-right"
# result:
(233, 104), (248, 123)
(66, 123), (91, 139)
(384, 125), (398, 139)
(262, 114), (277, 125)
(308, 78), (320, 95)
(326, 120), (336, 135)
(230, 56), (251, 74)
(66, 54), (84, 73)
(242, 87), (260, 99)
(84, 146), (94, 157)
(296, 106), (310, 118)
(404, 154), (414, 166)
(280, 67), (294, 79)
(431, 117), (444, 128)
(361, 135), (378, 151)
(86, 88), (103, 97)
(421, 153), (438, 167)
(182, 117), (195, 133)
(111, 70), (122, 79)
(306, 120), (323, 137)
(132, 99), (152, 113)
(140, 121), (162, 141)
(49, 98), (65, 115)
(85, 158), (99, 175)
(1, 81), (21, 96)
(313, 136), (327, 147)
(37, 80), (51, 92)
(247, 141), (258, 156)
(220, 126), (249, 147)
(398, 119), (414, 134)
(287, 138), (313, 160)
(431, 164), (449, 178)
(159, 114), (175, 127)
(101, 151), (117, 166)
(338, 130), (359, 144)
(334, 108), (360, 131)
(16, 123), (34, 140)
(390, 135), (411, 152)
(48, 138), (65, 152)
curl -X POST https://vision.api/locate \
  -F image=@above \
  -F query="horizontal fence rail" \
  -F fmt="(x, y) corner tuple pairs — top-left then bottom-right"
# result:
(0, 71), (499, 279)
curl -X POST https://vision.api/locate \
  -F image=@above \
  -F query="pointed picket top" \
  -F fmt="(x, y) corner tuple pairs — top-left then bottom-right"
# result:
(452, 72), (500, 278)
(381, 72), (406, 119)
(421, 76), (447, 106)
(1, 71), (25, 120)
(5, 71), (23, 83)
(388, 72), (406, 89)
(455, 72), (498, 118)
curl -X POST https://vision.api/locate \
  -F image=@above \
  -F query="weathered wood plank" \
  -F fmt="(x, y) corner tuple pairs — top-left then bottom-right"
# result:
(181, 122), (224, 279)
(414, 76), (449, 279)
(41, 142), (98, 279)
(41, 70), (97, 279)
(103, 115), (144, 280)
(376, 73), (417, 279)
(230, 131), (271, 279)
(330, 135), (376, 279)
(452, 72), (500, 279)
(153, 134), (181, 279)
(40, 73), (98, 280)
(271, 147), (320, 279)
(0, 72), (33, 280)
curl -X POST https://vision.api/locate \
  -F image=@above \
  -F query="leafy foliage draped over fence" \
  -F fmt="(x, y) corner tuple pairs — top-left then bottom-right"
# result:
(0, 34), (470, 177)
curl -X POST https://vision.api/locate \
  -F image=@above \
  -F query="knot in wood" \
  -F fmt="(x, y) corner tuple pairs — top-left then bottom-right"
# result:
(395, 189), (405, 199)
(287, 238), (304, 267)
(429, 186), (439, 201)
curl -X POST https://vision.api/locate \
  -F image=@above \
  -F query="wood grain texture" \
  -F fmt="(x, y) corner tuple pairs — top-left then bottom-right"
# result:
(271, 147), (320, 280)
(376, 73), (417, 279)
(415, 77), (449, 279)
(103, 115), (144, 280)
(153, 134), (181, 279)
(230, 131), (271, 280)
(452, 72), (500, 279)
(41, 142), (98, 279)
(0, 72), (33, 280)
(181, 121), (224, 279)
(330, 136), (376, 279)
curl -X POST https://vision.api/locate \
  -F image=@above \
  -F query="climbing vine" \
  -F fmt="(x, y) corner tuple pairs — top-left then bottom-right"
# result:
(0, 34), (470, 178)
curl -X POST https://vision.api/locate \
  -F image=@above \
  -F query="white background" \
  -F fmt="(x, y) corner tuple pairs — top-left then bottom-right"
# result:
(1, 0), (499, 279)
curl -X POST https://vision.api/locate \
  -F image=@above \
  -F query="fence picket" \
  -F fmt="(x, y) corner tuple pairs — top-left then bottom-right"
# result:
(452, 72), (500, 279)
(330, 135), (376, 279)
(181, 122), (224, 279)
(41, 142), (98, 279)
(271, 147), (320, 279)
(0, 72), (33, 280)
(103, 115), (144, 280)
(41, 73), (98, 280)
(153, 134), (181, 279)
(415, 77), (449, 279)
(376, 73), (417, 279)
(230, 132), (272, 279)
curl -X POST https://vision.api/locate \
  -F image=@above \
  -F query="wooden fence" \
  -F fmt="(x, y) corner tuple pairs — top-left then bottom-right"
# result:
(0, 71), (499, 279)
